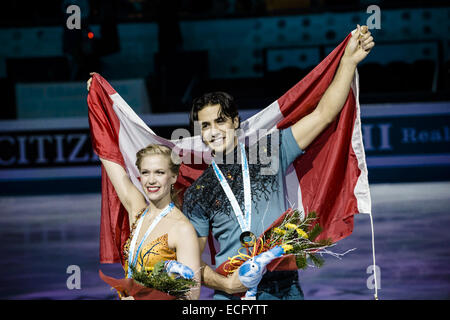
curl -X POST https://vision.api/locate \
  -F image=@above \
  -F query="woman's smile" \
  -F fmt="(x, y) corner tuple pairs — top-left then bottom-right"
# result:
(146, 185), (161, 193)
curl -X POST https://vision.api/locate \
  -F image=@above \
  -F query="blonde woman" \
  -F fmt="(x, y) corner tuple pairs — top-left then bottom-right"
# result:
(100, 144), (201, 299)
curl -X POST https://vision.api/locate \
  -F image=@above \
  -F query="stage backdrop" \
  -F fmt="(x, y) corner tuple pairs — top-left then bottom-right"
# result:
(0, 101), (449, 195)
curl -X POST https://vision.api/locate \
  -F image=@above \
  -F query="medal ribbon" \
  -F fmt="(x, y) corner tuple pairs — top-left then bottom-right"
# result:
(127, 202), (175, 278)
(211, 143), (252, 233)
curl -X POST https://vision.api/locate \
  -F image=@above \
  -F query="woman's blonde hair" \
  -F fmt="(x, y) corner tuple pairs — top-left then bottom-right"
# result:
(135, 144), (181, 207)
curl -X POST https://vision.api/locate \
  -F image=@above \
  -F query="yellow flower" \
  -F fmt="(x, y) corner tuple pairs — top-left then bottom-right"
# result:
(296, 228), (309, 239)
(285, 223), (298, 230)
(282, 244), (293, 253)
(274, 227), (286, 235)
(144, 266), (154, 272)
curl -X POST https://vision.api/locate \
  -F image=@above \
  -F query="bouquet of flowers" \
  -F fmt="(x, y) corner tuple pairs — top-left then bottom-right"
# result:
(221, 209), (336, 274)
(99, 260), (197, 300)
(263, 209), (333, 269)
(129, 261), (197, 299)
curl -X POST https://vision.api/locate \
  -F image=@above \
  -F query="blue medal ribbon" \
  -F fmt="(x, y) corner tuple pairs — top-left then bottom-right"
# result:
(127, 202), (175, 278)
(211, 143), (252, 237)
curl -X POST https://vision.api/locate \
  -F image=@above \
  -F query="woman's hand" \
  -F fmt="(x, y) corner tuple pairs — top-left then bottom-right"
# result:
(342, 24), (375, 66)
(86, 72), (97, 91)
(120, 296), (135, 300)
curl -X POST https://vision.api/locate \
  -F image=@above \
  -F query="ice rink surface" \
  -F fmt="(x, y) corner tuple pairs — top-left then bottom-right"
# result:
(0, 181), (449, 300)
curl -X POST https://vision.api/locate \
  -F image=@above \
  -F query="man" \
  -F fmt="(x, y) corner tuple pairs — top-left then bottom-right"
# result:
(182, 25), (374, 300)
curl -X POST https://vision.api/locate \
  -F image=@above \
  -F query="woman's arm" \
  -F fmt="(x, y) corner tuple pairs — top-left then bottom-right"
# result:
(100, 157), (147, 226)
(173, 222), (202, 300)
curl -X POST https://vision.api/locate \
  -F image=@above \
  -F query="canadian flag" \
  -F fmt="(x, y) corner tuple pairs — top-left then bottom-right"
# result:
(87, 32), (372, 267)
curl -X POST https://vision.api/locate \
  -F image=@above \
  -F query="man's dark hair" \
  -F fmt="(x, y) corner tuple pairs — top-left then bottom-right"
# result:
(189, 92), (240, 131)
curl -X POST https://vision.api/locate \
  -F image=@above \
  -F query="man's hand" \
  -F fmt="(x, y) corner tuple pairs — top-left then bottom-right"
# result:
(343, 24), (375, 66)
(224, 270), (248, 295)
(86, 72), (97, 91)
(290, 25), (374, 150)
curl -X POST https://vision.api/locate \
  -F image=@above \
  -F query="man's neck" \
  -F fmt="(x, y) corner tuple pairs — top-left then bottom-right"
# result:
(212, 138), (245, 166)
(212, 137), (239, 157)
(226, 137), (239, 155)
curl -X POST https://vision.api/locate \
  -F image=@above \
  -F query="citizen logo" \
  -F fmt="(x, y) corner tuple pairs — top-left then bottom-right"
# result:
(0, 131), (98, 167)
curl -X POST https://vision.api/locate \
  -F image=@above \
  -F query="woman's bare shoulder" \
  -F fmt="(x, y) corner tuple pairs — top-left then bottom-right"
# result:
(169, 207), (189, 222)
(169, 208), (196, 235)
(167, 208), (197, 249)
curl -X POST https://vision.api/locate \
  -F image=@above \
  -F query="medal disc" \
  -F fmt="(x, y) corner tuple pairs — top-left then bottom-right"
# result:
(240, 231), (256, 247)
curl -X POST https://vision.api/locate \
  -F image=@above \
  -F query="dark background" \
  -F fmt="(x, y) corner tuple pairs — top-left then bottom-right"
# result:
(0, 0), (449, 301)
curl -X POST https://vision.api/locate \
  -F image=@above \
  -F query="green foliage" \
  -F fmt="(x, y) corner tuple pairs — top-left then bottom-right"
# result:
(152, 261), (166, 274)
(268, 210), (336, 270)
(295, 253), (308, 270)
(317, 238), (333, 247)
(308, 224), (321, 241)
(129, 263), (197, 299)
(308, 253), (325, 268)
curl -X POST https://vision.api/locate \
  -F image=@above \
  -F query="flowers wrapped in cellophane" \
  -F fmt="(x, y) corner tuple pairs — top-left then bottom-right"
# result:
(263, 210), (334, 269)
(99, 260), (198, 300)
(222, 209), (336, 275)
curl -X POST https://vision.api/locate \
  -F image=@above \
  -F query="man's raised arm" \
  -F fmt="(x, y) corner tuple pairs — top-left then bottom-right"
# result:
(291, 25), (375, 150)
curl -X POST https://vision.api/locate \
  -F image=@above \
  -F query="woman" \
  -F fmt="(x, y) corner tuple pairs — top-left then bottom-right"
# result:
(99, 144), (201, 300)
